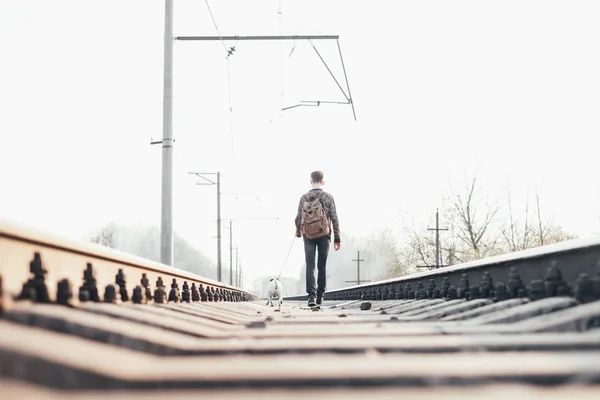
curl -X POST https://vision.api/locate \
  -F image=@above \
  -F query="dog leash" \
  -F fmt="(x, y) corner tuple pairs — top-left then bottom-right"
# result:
(276, 235), (297, 279)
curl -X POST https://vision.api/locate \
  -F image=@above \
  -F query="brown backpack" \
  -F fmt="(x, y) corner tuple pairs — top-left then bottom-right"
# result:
(300, 193), (331, 239)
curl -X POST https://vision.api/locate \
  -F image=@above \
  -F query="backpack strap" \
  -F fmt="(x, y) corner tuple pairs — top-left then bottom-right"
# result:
(305, 191), (325, 203)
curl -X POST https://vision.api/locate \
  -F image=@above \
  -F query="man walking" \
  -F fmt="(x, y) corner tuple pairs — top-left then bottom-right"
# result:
(295, 170), (341, 307)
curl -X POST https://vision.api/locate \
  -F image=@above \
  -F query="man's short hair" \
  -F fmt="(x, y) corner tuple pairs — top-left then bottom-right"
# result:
(310, 170), (324, 183)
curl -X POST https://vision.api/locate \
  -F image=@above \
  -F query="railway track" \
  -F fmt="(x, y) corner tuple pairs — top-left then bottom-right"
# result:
(2, 217), (600, 399)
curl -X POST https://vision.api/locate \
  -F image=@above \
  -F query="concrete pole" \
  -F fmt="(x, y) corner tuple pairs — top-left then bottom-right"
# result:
(229, 219), (233, 285)
(160, 0), (174, 266)
(235, 245), (239, 287)
(435, 209), (440, 267)
(216, 172), (222, 282)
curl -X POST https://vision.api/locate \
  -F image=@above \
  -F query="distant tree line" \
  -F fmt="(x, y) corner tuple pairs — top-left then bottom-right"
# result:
(86, 222), (217, 280)
(396, 173), (575, 274)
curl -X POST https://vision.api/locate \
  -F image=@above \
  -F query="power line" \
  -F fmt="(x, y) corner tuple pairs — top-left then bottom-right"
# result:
(204, 0), (228, 53)
(203, 0), (237, 205)
(224, 0), (326, 35)
(278, 0), (285, 112)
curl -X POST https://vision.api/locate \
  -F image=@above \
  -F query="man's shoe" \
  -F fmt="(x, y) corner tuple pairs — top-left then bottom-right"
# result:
(316, 294), (323, 306)
(307, 295), (316, 307)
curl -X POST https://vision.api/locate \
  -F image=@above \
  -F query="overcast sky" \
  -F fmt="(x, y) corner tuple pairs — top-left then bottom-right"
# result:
(1, 1), (599, 291)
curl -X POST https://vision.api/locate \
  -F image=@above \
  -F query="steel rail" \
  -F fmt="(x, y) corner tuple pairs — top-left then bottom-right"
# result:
(0, 217), (258, 310)
(285, 235), (600, 301)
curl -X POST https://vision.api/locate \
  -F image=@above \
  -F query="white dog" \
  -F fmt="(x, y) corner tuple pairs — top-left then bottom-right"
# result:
(266, 278), (283, 307)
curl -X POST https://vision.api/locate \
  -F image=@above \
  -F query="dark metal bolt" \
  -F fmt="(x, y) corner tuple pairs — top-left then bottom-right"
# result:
(191, 283), (200, 302)
(115, 269), (128, 302)
(396, 285), (404, 300)
(446, 286), (458, 300)
(168, 279), (180, 303)
(479, 271), (493, 298)
(458, 273), (470, 299)
(18, 252), (50, 303)
(507, 267), (525, 298)
(427, 279), (436, 299)
(441, 277), (450, 298)
(79, 263), (99, 303)
(182, 281), (191, 303)
(545, 260), (564, 297)
(141, 273), (152, 302)
(154, 277), (166, 304)
(529, 279), (545, 301)
(103, 284), (118, 303)
(493, 282), (509, 302)
(382, 286), (388, 300)
(575, 273), (595, 303)
(132, 286), (144, 304)
(56, 279), (72, 306)
(405, 283), (414, 299)
(388, 285), (396, 300)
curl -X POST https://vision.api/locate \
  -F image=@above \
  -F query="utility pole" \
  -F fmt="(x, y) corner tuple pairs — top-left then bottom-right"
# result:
(345, 249), (371, 286)
(229, 219), (233, 285)
(429, 208), (449, 267)
(155, 8), (356, 265)
(189, 171), (222, 282)
(417, 208), (450, 270)
(159, 0), (173, 266)
(235, 244), (240, 287)
(238, 257), (243, 289)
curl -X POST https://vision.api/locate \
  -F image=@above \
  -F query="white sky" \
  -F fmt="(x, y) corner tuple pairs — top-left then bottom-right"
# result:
(1, 1), (599, 291)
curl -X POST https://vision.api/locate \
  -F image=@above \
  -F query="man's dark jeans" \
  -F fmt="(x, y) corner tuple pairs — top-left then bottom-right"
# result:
(304, 235), (330, 297)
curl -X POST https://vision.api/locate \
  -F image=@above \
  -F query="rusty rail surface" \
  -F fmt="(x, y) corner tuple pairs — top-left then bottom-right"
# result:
(1, 217), (600, 398)
(0, 217), (258, 310)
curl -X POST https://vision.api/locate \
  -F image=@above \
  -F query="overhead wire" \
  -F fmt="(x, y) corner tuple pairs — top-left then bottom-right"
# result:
(224, 0), (326, 36)
(204, 0), (240, 226)
(278, 0), (284, 112)
(204, 0), (236, 164)
(204, 0), (228, 53)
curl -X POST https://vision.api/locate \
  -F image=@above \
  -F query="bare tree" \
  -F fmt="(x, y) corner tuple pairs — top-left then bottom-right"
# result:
(396, 220), (438, 268)
(88, 223), (117, 248)
(446, 174), (501, 260)
(498, 183), (574, 252)
(499, 181), (535, 252)
(532, 185), (576, 246)
(535, 186), (545, 246)
(395, 175), (575, 272)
